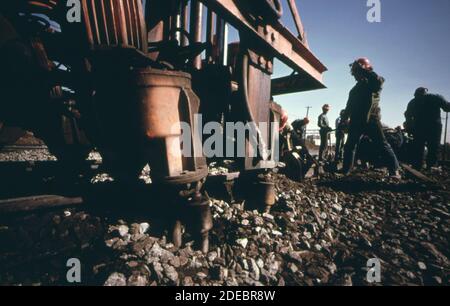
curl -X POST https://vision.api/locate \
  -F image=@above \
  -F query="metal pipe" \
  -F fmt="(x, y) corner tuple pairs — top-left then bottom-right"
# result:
(180, 0), (189, 46)
(116, 0), (129, 46)
(215, 16), (225, 65)
(190, 0), (203, 69)
(222, 23), (228, 66)
(206, 8), (214, 63)
(287, 0), (306, 43)
(170, 0), (181, 43)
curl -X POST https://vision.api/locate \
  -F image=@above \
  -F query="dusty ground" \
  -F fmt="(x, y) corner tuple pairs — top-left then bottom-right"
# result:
(0, 148), (449, 286)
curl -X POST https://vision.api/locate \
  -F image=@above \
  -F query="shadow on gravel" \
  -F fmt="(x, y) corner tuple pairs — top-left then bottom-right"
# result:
(317, 178), (438, 193)
(81, 182), (186, 236)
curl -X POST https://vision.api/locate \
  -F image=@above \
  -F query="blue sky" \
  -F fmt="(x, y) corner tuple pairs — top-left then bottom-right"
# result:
(272, 0), (450, 141)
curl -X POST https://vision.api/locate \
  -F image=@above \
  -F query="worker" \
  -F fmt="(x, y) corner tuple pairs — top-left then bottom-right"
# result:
(335, 109), (348, 162)
(341, 58), (400, 178)
(318, 104), (332, 161)
(404, 87), (450, 170)
(279, 108), (289, 132)
(291, 117), (311, 155)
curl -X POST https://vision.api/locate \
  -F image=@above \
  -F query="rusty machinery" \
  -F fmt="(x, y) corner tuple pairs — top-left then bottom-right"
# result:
(0, 0), (326, 252)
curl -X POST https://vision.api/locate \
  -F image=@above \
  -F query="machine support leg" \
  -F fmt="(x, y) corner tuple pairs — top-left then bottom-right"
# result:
(171, 219), (183, 249)
(166, 182), (212, 253)
(234, 171), (277, 213)
(199, 232), (210, 254)
(188, 191), (213, 254)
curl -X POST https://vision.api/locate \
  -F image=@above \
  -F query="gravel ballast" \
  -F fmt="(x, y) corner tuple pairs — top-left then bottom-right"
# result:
(0, 148), (449, 286)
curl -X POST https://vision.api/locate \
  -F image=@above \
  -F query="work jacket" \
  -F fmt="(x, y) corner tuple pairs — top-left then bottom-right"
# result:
(292, 119), (308, 137)
(405, 94), (450, 127)
(344, 71), (384, 126)
(318, 114), (330, 132)
(335, 117), (348, 134)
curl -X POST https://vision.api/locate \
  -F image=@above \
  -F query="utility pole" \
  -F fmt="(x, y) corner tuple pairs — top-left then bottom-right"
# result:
(304, 106), (312, 141)
(444, 112), (449, 162)
(305, 106), (312, 118)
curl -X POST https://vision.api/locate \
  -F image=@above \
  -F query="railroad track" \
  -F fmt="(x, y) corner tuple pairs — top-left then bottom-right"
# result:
(0, 195), (84, 214)
(0, 157), (102, 215)
(0, 159), (102, 174)
(0, 144), (49, 152)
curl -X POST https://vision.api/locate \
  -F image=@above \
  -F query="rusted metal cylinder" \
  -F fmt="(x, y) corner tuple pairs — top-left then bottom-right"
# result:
(233, 172), (276, 212)
(187, 197), (213, 254)
(258, 181), (276, 212)
(93, 67), (207, 185)
(133, 69), (191, 138)
(130, 68), (208, 184)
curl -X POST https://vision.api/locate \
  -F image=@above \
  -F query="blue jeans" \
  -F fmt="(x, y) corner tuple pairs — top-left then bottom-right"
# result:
(412, 123), (442, 169)
(319, 130), (329, 161)
(335, 131), (345, 162)
(343, 118), (400, 173)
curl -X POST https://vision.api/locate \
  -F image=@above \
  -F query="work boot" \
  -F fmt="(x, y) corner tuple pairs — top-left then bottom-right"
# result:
(337, 168), (351, 176)
(428, 166), (442, 173)
(389, 170), (402, 180)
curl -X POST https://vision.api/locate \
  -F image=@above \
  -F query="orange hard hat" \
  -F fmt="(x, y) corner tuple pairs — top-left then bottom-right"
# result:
(279, 109), (289, 131)
(351, 57), (373, 71)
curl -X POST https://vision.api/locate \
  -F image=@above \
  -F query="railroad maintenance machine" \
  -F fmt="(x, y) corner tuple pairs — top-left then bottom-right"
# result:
(0, 0), (326, 252)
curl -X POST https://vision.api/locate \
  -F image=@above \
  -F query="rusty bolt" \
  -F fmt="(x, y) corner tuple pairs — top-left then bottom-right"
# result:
(259, 56), (266, 66)
(271, 32), (277, 42)
(266, 61), (273, 71)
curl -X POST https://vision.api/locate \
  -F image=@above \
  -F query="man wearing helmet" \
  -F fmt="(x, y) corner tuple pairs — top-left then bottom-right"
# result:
(404, 87), (450, 170)
(341, 58), (400, 178)
(335, 109), (348, 163)
(318, 104), (332, 161)
(291, 117), (310, 150)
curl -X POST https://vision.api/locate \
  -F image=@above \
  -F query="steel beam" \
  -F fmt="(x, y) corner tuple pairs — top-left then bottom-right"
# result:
(287, 0), (307, 44)
(198, 0), (327, 89)
(271, 73), (325, 96)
